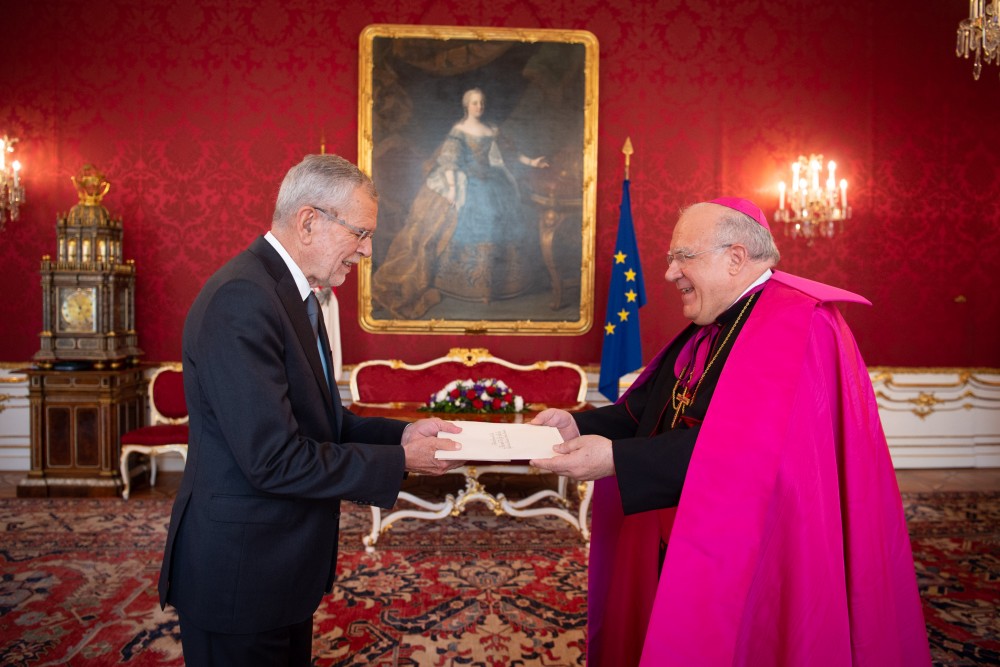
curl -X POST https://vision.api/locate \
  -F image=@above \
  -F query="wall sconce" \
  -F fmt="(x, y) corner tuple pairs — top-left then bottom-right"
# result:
(773, 154), (850, 241)
(956, 0), (999, 81)
(0, 135), (26, 231)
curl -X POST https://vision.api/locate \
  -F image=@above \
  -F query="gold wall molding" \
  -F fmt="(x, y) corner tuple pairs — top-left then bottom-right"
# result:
(870, 367), (1000, 419)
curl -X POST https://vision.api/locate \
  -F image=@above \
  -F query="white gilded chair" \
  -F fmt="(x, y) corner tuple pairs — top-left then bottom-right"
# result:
(119, 363), (188, 500)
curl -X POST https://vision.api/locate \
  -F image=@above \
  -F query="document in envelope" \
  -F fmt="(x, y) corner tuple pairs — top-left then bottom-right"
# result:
(434, 421), (564, 461)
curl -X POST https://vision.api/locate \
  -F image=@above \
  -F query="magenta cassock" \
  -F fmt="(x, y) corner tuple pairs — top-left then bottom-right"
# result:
(587, 271), (931, 667)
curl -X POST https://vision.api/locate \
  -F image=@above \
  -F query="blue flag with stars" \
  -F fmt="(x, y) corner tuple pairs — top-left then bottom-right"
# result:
(599, 179), (646, 402)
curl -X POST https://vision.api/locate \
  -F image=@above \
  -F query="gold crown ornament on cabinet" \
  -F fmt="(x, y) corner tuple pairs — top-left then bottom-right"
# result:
(34, 165), (142, 370)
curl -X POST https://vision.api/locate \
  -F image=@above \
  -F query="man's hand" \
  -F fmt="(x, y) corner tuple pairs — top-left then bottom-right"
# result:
(402, 418), (465, 475)
(529, 435), (615, 481)
(530, 408), (581, 442)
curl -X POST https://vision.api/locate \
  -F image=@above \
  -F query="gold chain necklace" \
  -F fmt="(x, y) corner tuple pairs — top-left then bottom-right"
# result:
(669, 293), (757, 428)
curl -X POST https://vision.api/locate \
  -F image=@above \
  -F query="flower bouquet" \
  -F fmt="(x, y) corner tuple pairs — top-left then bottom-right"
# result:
(421, 378), (524, 414)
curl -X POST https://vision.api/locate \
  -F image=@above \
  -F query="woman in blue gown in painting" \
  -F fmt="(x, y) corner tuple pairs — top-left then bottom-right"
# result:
(372, 88), (548, 319)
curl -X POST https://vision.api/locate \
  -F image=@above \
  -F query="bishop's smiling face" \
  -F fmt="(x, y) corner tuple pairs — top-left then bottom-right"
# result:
(664, 204), (740, 325)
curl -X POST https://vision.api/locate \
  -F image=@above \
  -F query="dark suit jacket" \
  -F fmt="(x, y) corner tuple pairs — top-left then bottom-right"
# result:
(158, 236), (407, 634)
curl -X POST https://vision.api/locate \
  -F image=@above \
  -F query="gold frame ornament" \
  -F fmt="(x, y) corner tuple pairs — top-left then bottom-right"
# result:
(358, 24), (598, 335)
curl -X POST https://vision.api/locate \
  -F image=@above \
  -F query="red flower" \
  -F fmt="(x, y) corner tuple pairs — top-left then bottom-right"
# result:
(450, 389), (461, 399)
(473, 399), (484, 409)
(466, 390), (477, 399)
(491, 398), (503, 410)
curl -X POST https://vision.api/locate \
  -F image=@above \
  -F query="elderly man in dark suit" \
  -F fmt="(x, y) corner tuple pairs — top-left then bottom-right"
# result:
(158, 154), (464, 666)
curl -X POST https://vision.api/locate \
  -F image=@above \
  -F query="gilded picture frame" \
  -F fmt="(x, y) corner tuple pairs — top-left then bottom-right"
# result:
(358, 24), (598, 335)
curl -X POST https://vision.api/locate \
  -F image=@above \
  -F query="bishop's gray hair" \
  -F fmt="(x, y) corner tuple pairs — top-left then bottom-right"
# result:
(683, 202), (781, 265)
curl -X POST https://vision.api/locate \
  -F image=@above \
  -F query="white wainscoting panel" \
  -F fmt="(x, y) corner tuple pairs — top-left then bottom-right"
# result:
(0, 368), (30, 471)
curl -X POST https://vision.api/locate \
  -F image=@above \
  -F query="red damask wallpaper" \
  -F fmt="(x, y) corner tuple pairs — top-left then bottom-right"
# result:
(1, 0), (998, 369)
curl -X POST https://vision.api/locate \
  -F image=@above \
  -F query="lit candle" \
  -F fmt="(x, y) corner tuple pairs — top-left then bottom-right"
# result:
(779, 181), (786, 210)
(791, 162), (800, 192)
(840, 179), (848, 209)
(12, 161), (20, 187)
(800, 178), (808, 209)
(810, 158), (820, 191)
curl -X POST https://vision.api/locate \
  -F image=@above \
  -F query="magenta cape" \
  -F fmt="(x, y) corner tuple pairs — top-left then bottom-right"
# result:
(587, 271), (930, 667)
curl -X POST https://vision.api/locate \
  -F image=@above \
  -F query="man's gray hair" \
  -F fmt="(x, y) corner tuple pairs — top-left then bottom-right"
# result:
(684, 202), (781, 265)
(272, 154), (377, 226)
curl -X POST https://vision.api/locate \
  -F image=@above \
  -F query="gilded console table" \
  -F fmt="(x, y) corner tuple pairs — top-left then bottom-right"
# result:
(351, 404), (593, 552)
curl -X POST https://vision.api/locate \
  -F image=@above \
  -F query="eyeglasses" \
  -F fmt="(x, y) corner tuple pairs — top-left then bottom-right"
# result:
(311, 206), (375, 243)
(665, 244), (732, 266)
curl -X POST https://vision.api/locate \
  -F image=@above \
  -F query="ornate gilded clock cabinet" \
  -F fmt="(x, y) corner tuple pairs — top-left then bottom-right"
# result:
(18, 166), (145, 497)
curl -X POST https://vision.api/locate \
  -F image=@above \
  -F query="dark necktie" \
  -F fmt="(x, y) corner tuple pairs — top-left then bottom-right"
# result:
(306, 292), (332, 391)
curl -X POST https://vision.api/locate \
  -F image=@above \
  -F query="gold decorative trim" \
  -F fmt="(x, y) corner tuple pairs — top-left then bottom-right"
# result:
(0, 362), (30, 370)
(874, 378), (1000, 418)
(349, 347), (589, 408)
(869, 366), (1000, 389)
(357, 24), (598, 335)
(868, 366), (1000, 373)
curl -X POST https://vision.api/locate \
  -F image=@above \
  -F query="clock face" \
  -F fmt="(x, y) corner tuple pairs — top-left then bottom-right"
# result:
(59, 287), (97, 333)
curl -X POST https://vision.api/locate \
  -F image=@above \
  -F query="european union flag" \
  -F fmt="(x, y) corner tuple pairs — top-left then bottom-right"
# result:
(598, 179), (646, 402)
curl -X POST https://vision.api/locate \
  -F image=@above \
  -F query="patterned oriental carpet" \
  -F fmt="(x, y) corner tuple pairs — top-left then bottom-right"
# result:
(0, 491), (997, 666)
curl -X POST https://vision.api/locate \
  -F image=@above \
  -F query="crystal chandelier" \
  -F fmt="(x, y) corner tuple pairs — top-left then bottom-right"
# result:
(0, 135), (25, 231)
(774, 155), (850, 241)
(957, 0), (1000, 81)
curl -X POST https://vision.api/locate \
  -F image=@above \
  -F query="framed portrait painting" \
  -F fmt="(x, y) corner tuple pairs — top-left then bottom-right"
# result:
(358, 25), (598, 335)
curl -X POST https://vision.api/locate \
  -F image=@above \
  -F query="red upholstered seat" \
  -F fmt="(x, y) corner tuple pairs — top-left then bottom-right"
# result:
(119, 363), (188, 499)
(351, 348), (588, 409)
(121, 424), (189, 446)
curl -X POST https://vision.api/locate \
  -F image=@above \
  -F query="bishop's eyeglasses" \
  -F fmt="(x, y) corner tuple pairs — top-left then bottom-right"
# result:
(665, 244), (732, 266)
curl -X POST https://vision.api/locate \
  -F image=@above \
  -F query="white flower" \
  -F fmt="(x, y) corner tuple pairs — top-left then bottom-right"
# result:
(514, 396), (524, 412)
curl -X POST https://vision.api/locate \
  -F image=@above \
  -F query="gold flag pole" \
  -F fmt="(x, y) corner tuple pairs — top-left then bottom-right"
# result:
(622, 136), (634, 180)
(319, 130), (326, 155)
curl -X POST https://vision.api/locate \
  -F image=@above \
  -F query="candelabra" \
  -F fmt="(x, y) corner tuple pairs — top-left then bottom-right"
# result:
(774, 154), (850, 241)
(0, 135), (25, 231)
(957, 0), (1000, 81)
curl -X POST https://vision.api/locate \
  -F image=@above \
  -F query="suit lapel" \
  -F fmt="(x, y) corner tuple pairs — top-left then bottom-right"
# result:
(248, 237), (340, 433)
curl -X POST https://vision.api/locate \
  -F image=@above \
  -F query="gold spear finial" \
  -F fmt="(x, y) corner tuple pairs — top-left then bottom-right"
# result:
(622, 137), (634, 180)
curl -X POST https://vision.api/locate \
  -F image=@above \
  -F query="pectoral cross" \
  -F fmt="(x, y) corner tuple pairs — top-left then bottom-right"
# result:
(673, 389), (692, 411)
(670, 383), (694, 429)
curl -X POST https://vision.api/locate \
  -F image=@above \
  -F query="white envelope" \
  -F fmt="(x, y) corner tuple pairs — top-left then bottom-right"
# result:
(434, 420), (563, 461)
